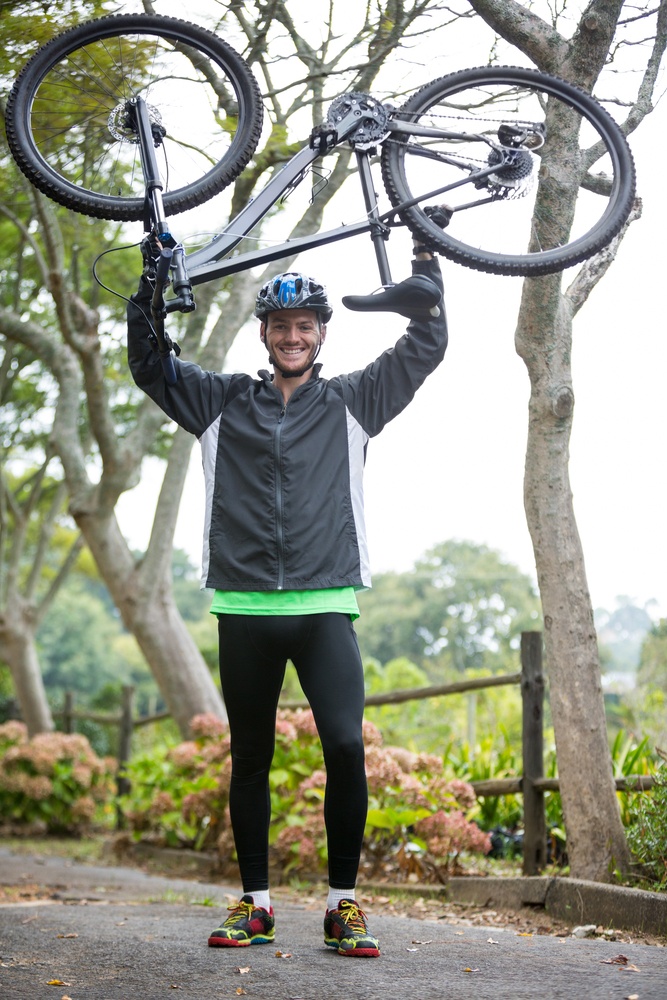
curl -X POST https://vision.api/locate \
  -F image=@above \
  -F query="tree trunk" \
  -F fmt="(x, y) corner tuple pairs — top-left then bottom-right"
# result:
(0, 607), (54, 736)
(466, 0), (649, 883)
(516, 275), (631, 880)
(73, 505), (225, 736)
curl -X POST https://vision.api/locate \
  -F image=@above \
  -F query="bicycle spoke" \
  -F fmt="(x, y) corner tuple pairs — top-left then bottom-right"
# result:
(382, 66), (634, 275)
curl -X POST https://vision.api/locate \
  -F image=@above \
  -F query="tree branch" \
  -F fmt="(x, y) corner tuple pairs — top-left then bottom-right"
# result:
(467, 0), (568, 72)
(565, 196), (642, 316)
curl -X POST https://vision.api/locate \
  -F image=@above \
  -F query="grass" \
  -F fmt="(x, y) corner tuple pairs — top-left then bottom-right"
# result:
(0, 831), (111, 864)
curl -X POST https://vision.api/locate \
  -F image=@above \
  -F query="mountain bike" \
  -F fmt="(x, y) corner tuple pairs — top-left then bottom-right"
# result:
(5, 13), (636, 382)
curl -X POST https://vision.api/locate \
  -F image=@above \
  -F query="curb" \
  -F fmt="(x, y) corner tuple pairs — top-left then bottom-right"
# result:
(118, 844), (666, 941)
(360, 876), (667, 939)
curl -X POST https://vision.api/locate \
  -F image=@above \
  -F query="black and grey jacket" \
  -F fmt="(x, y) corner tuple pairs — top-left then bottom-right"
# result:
(127, 258), (447, 592)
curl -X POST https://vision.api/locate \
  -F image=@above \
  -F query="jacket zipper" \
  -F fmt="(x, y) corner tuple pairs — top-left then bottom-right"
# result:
(273, 402), (287, 589)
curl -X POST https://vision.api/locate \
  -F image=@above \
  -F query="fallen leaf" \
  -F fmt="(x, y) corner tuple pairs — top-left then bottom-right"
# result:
(412, 939), (432, 945)
(454, 931), (465, 936)
(602, 955), (629, 965)
(62, 995), (73, 1000)
(620, 965), (641, 973)
(487, 938), (499, 944)
(463, 967), (480, 973)
(46, 982), (70, 988)
(56, 933), (78, 939)
(517, 932), (533, 937)
(275, 950), (292, 959)
(236, 990), (247, 997)
(624, 994), (639, 999)
(236, 966), (250, 974)
(169, 986), (182, 991)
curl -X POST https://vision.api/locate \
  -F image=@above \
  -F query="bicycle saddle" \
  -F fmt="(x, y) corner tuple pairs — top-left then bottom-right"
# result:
(342, 274), (442, 320)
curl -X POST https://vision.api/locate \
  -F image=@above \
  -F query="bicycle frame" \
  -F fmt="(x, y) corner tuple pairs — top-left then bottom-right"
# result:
(132, 94), (503, 314)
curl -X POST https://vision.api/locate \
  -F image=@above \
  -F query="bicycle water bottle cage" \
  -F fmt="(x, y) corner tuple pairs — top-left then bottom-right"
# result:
(326, 93), (389, 149)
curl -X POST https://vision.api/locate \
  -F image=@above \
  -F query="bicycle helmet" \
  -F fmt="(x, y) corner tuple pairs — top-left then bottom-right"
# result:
(254, 272), (333, 323)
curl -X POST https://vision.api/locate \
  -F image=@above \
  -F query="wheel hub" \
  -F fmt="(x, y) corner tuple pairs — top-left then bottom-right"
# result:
(108, 101), (163, 143)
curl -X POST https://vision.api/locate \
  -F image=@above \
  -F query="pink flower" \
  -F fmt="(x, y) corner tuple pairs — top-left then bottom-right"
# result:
(275, 718), (298, 742)
(386, 747), (418, 773)
(362, 719), (383, 747)
(415, 809), (491, 859)
(365, 745), (404, 793)
(167, 742), (200, 770)
(152, 791), (176, 815)
(71, 796), (96, 821)
(26, 775), (53, 800)
(0, 721), (28, 746)
(190, 713), (228, 741)
(201, 736), (231, 763)
(182, 791), (216, 821)
(283, 709), (319, 739)
(414, 752), (444, 775)
(299, 769), (327, 794)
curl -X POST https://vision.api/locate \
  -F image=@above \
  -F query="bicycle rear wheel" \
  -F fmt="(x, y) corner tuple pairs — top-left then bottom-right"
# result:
(5, 14), (264, 221)
(381, 66), (636, 276)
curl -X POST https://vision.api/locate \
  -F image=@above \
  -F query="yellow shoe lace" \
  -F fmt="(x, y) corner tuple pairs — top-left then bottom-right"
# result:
(338, 900), (368, 933)
(223, 899), (255, 926)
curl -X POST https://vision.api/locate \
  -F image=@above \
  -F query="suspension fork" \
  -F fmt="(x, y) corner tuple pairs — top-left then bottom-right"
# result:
(128, 96), (171, 240)
(355, 149), (393, 286)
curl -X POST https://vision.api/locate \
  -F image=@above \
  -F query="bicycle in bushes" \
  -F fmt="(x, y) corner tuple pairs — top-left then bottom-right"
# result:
(5, 13), (636, 382)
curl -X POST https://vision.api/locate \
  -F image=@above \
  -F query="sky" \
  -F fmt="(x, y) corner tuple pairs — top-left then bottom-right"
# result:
(116, 1), (667, 620)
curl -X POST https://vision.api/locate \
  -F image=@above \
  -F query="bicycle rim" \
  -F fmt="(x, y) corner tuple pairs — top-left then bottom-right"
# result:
(6, 14), (263, 221)
(381, 66), (636, 276)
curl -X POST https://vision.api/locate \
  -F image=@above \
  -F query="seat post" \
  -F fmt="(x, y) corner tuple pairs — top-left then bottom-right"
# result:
(355, 150), (393, 286)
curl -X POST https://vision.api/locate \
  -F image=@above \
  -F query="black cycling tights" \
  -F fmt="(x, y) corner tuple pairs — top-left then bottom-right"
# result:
(217, 613), (368, 892)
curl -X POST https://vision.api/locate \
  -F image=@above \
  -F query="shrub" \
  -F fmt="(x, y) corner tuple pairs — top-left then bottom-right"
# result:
(0, 723), (116, 834)
(626, 761), (667, 889)
(117, 712), (231, 852)
(119, 711), (491, 881)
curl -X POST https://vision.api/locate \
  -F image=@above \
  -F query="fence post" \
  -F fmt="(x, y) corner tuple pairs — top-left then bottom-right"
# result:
(521, 631), (547, 875)
(62, 691), (74, 733)
(116, 685), (135, 802)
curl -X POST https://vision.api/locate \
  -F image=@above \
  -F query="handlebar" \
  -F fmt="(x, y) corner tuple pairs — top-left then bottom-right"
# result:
(150, 247), (178, 386)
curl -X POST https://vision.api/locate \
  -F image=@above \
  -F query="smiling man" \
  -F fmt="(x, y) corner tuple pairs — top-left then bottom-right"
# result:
(127, 249), (447, 958)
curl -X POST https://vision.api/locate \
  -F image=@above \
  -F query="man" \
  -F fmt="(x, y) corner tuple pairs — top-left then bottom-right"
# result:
(127, 244), (447, 957)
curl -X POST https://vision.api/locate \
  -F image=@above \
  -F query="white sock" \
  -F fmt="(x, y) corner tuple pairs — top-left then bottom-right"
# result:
(326, 886), (355, 911)
(246, 889), (271, 911)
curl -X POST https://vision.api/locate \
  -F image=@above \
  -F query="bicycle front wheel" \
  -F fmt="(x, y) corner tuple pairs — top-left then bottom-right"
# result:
(381, 66), (636, 276)
(6, 14), (264, 221)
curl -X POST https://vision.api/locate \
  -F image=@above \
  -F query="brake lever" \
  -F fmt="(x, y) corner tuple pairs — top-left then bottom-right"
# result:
(151, 248), (178, 386)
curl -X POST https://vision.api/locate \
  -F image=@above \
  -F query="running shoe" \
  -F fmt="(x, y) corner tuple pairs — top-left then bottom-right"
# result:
(323, 898), (380, 957)
(208, 894), (275, 947)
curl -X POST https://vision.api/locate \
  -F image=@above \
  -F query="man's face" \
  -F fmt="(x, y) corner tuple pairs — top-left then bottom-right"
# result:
(261, 308), (326, 375)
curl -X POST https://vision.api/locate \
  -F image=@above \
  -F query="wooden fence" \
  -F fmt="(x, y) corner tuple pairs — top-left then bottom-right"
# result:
(50, 630), (653, 875)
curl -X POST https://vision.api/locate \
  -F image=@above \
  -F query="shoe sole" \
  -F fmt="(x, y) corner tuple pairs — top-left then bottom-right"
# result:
(208, 933), (274, 947)
(324, 938), (380, 957)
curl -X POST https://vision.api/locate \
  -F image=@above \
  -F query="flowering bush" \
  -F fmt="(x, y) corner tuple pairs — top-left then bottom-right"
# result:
(118, 710), (490, 881)
(0, 722), (116, 834)
(361, 739), (491, 880)
(117, 713), (231, 852)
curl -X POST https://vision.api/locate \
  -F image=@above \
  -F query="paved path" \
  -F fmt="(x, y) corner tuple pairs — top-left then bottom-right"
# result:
(0, 850), (665, 1000)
